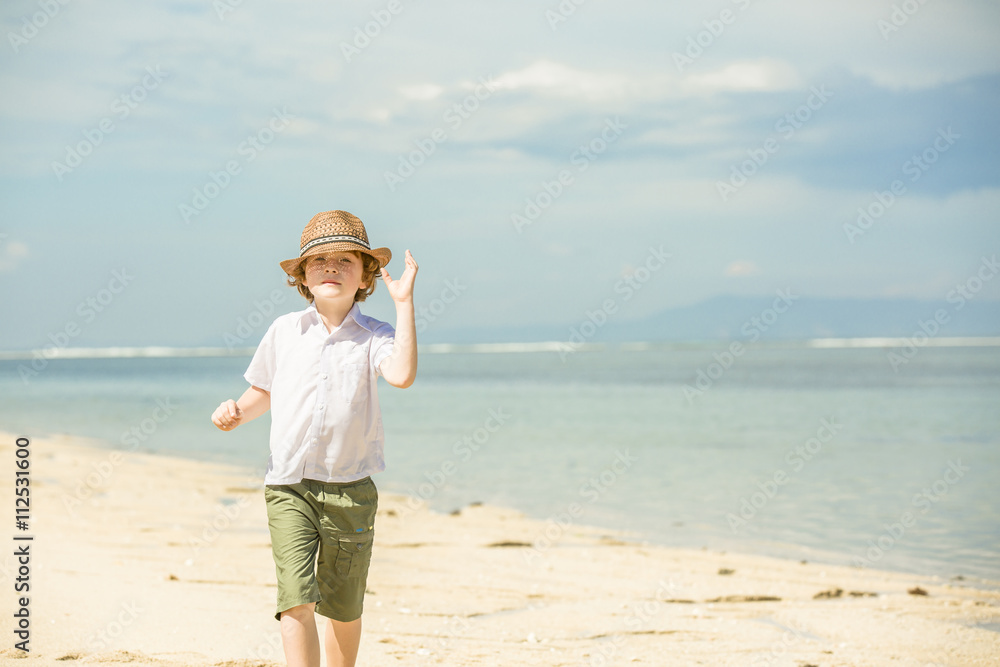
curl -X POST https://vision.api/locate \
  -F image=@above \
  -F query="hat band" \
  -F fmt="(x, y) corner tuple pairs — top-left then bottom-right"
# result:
(300, 234), (371, 255)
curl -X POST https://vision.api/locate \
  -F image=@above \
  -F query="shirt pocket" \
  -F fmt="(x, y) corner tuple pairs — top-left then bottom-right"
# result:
(334, 529), (375, 579)
(340, 362), (367, 404)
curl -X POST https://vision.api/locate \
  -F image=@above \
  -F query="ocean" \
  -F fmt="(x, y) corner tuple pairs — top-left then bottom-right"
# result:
(2, 342), (998, 584)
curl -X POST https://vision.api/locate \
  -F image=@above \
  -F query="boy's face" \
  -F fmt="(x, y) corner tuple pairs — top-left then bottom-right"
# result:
(303, 251), (367, 302)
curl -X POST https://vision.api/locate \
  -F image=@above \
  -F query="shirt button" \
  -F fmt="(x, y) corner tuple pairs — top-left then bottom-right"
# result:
(321, 374), (328, 380)
(318, 405), (325, 411)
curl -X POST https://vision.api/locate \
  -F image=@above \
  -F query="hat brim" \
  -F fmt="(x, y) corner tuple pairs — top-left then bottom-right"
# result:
(279, 242), (392, 275)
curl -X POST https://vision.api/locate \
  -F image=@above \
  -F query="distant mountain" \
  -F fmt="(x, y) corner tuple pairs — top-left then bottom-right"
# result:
(421, 295), (1000, 344)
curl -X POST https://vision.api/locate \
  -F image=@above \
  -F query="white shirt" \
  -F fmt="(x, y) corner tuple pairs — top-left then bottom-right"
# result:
(244, 302), (396, 485)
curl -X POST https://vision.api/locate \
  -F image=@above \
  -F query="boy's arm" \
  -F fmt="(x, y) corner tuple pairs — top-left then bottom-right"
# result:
(211, 385), (270, 431)
(378, 249), (418, 389)
(380, 301), (417, 388)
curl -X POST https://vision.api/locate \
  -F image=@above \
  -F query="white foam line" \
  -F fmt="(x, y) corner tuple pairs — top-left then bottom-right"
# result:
(805, 337), (1000, 349)
(1, 337), (998, 361)
(0, 346), (257, 361)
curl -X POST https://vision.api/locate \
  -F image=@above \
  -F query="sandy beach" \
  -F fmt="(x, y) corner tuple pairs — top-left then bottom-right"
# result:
(0, 432), (997, 667)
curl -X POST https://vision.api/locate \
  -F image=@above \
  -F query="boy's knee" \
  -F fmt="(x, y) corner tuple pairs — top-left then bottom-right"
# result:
(280, 602), (316, 621)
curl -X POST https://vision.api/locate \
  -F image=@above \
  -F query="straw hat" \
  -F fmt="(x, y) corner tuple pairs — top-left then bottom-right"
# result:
(279, 210), (391, 275)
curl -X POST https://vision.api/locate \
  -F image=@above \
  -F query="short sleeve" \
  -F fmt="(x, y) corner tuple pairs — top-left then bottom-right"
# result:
(244, 321), (278, 391)
(370, 321), (396, 377)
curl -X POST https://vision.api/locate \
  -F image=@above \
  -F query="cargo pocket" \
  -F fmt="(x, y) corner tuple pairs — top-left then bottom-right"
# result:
(334, 530), (374, 579)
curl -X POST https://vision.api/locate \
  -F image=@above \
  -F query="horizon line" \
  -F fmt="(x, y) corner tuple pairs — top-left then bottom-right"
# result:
(1, 336), (999, 360)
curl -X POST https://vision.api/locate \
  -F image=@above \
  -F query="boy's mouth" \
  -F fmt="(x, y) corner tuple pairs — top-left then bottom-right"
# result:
(322, 280), (341, 285)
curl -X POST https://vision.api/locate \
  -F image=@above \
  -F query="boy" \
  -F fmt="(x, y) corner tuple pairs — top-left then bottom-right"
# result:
(211, 210), (417, 667)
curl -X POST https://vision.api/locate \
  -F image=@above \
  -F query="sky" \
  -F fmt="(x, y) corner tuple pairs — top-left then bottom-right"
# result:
(1, 0), (998, 349)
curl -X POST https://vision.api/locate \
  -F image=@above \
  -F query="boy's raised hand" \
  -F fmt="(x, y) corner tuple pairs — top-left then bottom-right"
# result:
(380, 249), (418, 304)
(211, 399), (243, 431)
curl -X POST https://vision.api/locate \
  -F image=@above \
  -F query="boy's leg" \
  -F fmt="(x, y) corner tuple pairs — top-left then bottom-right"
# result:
(265, 484), (325, 665)
(280, 603), (321, 667)
(313, 477), (378, 666)
(324, 617), (363, 667)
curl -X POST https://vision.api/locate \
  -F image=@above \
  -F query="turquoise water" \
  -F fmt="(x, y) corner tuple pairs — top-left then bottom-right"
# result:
(1, 344), (998, 583)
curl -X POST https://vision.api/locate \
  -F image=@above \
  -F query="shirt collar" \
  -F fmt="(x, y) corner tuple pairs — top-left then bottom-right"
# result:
(297, 301), (375, 333)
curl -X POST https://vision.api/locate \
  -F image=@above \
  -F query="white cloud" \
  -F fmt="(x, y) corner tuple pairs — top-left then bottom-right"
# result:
(724, 260), (761, 277)
(489, 57), (802, 107)
(399, 84), (445, 101)
(683, 59), (802, 93)
(492, 60), (628, 100)
(0, 239), (28, 273)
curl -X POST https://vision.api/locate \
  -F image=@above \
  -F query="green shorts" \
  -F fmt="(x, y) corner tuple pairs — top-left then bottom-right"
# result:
(264, 477), (377, 622)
